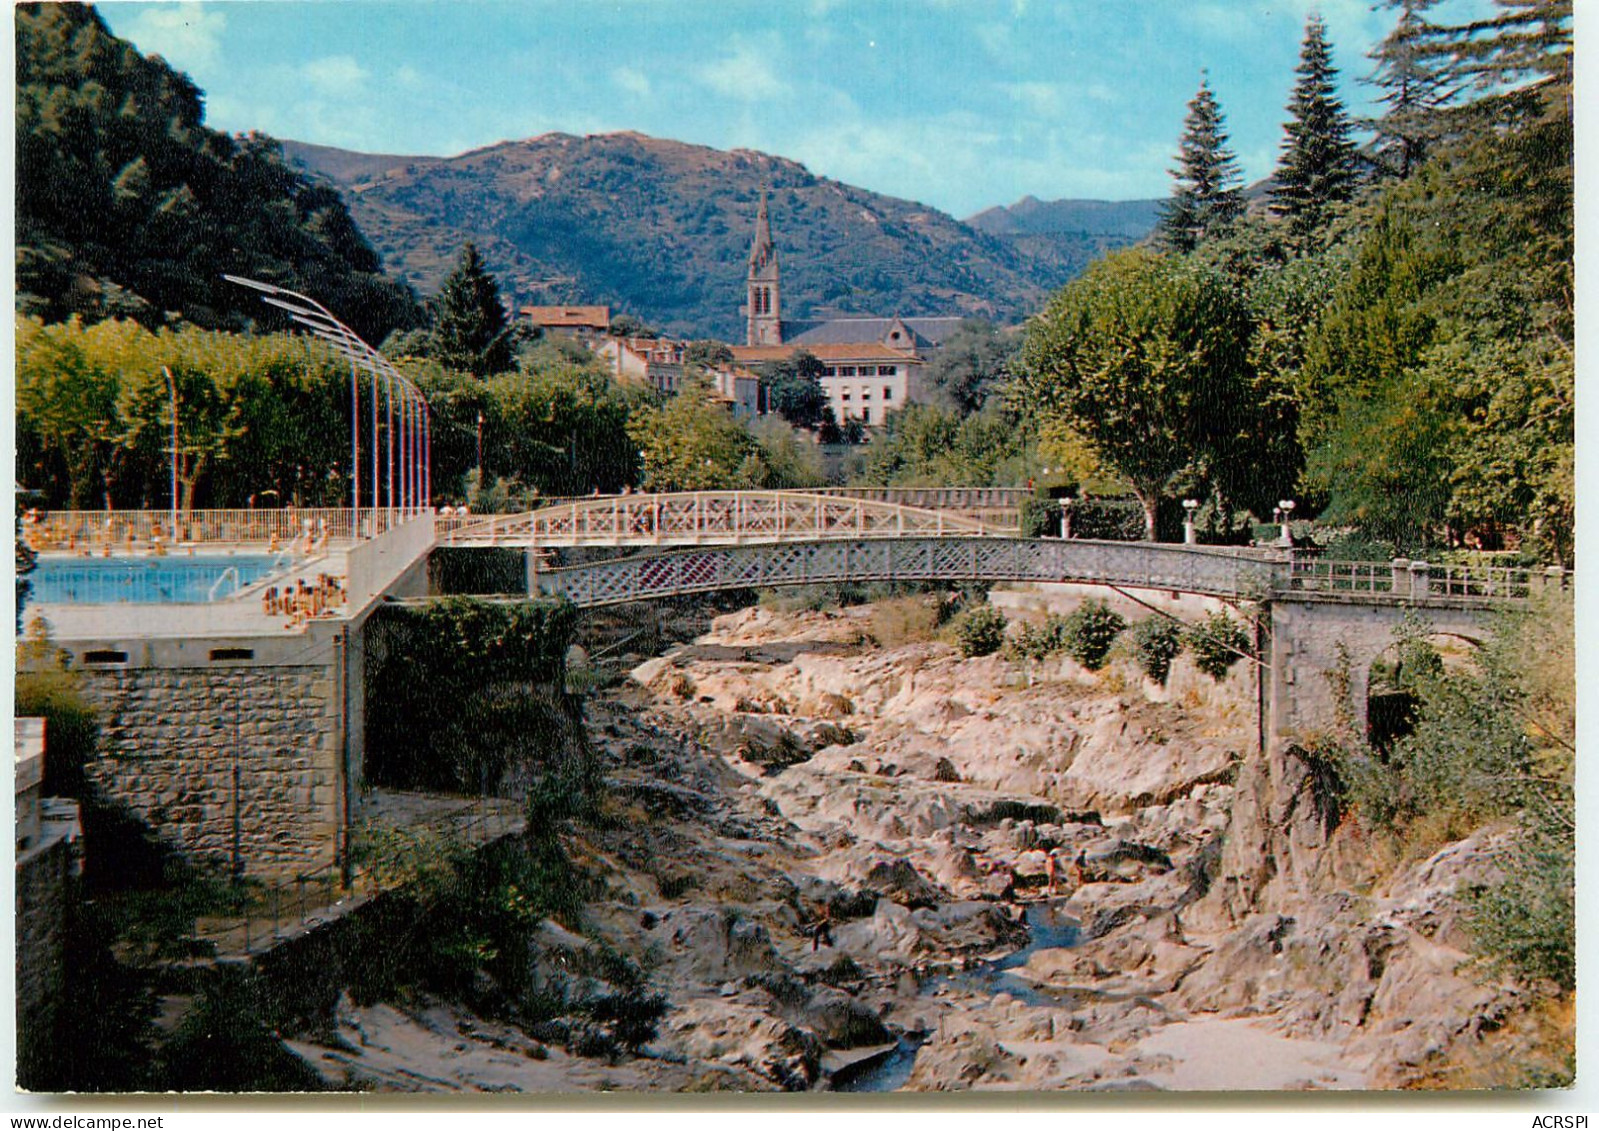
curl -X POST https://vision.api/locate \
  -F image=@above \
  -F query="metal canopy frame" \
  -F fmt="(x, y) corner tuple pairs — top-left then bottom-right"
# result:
(225, 275), (431, 514)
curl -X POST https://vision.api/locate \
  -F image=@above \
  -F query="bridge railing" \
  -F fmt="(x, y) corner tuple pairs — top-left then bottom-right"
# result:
(1290, 556), (1567, 602)
(441, 491), (1004, 548)
(530, 537), (1285, 607)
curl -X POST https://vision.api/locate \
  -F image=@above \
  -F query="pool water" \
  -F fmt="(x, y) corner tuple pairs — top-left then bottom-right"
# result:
(32, 554), (286, 605)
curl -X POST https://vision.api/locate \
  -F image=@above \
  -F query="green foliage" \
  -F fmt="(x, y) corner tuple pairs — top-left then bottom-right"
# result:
(760, 349), (832, 430)
(748, 416), (827, 489)
(429, 243), (514, 376)
(1006, 615), (1068, 662)
(1271, 17), (1361, 242)
(1185, 613), (1252, 681)
(365, 598), (588, 794)
(1018, 497), (1059, 539)
(1017, 248), (1281, 538)
(1160, 80), (1246, 252)
(14, 666), (100, 799)
(15, 4), (419, 341)
(1060, 600), (1127, 671)
(1465, 802), (1573, 991)
(1130, 617), (1184, 684)
(919, 319), (1018, 414)
(625, 381), (764, 491)
(950, 603), (1008, 658)
(158, 967), (324, 1091)
(855, 402), (1033, 488)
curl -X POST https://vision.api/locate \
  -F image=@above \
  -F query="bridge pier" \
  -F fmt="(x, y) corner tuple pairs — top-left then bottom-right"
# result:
(1264, 597), (1491, 749)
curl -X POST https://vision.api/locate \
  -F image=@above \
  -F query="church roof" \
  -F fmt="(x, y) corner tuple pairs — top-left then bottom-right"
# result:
(784, 316), (967, 350)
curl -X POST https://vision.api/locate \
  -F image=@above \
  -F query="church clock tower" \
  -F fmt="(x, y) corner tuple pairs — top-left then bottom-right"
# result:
(745, 190), (782, 346)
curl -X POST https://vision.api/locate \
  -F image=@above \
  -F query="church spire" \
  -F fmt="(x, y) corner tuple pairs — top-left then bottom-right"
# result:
(746, 188), (781, 346)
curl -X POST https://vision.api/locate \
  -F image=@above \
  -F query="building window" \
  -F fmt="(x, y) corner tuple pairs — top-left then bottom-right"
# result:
(840, 366), (856, 376)
(862, 390), (872, 399)
(841, 391), (851, 401)
(862, 407), (872, 424)
(880, 366), (896, 377)
(824, 366), (837, 377)
(883, 386), (892, 400)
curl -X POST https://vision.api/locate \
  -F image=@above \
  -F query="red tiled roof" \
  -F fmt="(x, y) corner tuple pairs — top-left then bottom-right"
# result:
(522, 305), (611, 327)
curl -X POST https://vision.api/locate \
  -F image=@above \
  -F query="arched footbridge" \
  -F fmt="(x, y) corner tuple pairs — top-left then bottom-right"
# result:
(422, 489), (1565, 749)
(435, 490), (1012, 548)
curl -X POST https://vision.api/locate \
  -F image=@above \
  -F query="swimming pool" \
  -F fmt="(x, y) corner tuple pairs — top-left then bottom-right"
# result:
(32, 554), (287, 605)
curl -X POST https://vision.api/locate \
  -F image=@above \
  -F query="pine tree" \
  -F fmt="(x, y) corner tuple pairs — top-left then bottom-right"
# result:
(431, 243), (513, 376)
(1159, 79), (1245, 253)
(1271, 17), (1361, 240)
(1366, 0), (1458, 177)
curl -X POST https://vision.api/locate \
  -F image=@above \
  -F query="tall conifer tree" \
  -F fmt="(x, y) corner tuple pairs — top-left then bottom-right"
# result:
(432, 242), (513, 376)
(1271, 17), (1361, 239)
(1366, 0), (1457, 177)
(1159, 79), (1245, 253)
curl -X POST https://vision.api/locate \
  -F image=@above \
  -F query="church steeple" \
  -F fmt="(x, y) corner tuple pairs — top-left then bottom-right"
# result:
(746, 189), (781, 346)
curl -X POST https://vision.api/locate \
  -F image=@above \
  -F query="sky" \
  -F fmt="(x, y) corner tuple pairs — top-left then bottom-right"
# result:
(101, 0), (1448, 219)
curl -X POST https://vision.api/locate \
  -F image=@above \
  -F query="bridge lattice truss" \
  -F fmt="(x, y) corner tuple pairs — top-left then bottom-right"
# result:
(438, 491), (1005, 548)
(529, 537), (1284, 607)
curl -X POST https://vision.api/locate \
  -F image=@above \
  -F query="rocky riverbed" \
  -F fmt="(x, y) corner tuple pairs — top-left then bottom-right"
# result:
(292, 597), (1531, 1092)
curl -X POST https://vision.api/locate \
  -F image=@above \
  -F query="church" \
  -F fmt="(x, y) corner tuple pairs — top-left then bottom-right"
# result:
(728, 194), (963, 428)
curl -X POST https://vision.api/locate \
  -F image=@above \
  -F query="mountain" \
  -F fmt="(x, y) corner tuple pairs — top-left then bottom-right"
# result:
(963, 196), (1163, 286)
(284, 133), (1149, 341)
(14, 3), (422, 344)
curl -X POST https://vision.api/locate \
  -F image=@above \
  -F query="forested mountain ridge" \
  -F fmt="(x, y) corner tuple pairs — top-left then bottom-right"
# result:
(14, 2), (422, 344)
(282, 133), (1149, 340)
(964, 196), (1162, 286)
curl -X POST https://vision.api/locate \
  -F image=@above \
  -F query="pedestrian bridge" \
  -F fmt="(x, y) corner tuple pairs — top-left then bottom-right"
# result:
(435, 490), (1010, 549)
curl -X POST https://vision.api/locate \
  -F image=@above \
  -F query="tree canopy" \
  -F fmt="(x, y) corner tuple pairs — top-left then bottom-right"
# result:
(1271, 17), (1362, 241)
(429, 243), (514, 377)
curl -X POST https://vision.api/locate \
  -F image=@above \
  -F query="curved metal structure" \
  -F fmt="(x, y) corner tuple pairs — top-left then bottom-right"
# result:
(529, 536), (1283, 607)
(226, 275), (431, 514)
(439, 491), (1006, 548)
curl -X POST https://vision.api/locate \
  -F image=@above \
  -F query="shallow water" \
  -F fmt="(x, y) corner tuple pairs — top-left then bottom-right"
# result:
(832, 900), (1080, 1091)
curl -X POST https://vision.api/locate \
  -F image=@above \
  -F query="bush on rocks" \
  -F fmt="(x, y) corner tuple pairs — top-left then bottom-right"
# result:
(1131, 617), (1184, 684)
(1061, 600), (1127, 671)
(1186, 612), (1252, 680)
(951, 603), (1008, 657)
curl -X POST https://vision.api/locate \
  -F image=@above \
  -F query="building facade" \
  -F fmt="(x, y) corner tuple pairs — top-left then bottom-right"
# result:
(734, 197), (962, 426)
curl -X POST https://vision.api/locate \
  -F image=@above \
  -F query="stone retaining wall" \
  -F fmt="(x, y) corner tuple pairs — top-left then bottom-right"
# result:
(76, 661), (343, 880)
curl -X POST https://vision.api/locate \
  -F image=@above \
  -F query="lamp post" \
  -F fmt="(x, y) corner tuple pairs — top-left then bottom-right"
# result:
(1183, 499), (1199, 545)
(163, 366), (179, 536)
(1278, 499), (1296, 547)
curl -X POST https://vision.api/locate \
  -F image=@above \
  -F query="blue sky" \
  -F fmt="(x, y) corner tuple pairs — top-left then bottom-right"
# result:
(101, 0), (1434, 218)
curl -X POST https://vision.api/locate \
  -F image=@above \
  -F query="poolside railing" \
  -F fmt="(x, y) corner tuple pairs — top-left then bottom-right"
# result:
(24, 507), (425, 553)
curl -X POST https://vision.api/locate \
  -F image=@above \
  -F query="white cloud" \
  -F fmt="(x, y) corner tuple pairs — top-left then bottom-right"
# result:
(117, 4), (227, 70)
(303, 55), (370, 96)
(612, 66), (652, 98)
(696, 42), (790, 101)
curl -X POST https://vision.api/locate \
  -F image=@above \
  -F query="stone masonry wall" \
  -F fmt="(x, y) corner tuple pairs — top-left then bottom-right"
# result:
(15, 835), (71, 1090)
(76, 664), (342, 881)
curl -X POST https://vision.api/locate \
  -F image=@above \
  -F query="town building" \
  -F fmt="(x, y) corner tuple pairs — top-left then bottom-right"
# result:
(730, 194), (963, 427)
(522, 304), (612, 340)
(593, 335), (686, 396)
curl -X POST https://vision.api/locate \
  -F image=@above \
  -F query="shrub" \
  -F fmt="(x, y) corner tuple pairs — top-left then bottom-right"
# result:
(1465, 803), (1574, 991)
(15, 668), (100, 797)
(950, 603), (1007, 657)
(1007, 615), (1068, 661)
(1019, 497), (1061, 539)
(1186, 613), (1251, 680)
(1130, 617), (1183, 684)
(1060, 600), (1126, 671)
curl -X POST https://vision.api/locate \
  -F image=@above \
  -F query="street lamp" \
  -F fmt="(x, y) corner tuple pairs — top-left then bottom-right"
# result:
(1278, 499), (1296, 546)
(1182, 499), (1199, 545)
(162, 366), (180, 539)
